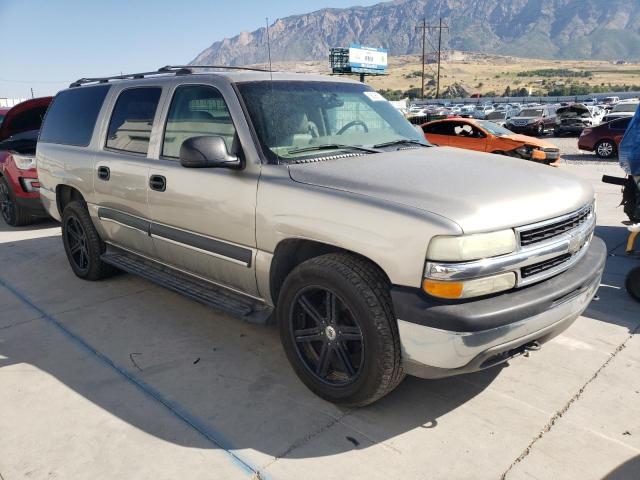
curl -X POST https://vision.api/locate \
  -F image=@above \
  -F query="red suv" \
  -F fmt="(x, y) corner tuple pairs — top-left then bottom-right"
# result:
(578, 117), (631, 159)
(0, 97), (52, 225)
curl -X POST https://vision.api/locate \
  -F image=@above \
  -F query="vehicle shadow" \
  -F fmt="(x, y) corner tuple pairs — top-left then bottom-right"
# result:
(602, 454), (640, 479)
(0, 233), (501, 460)
(584, 225), (640, 332)
(0, 217), (58, 233)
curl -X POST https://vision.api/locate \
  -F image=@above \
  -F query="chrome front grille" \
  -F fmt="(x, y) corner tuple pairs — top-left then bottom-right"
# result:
(518, 204), (592, 247)
(521, 253), (572, 278)
(425, 203), (596, 288)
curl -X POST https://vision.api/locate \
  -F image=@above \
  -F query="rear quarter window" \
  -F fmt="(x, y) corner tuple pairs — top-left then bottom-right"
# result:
(39, 85), (110, 146)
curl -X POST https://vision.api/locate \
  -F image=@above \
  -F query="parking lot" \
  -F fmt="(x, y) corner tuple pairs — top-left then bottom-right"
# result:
(0, 149), (639, 479)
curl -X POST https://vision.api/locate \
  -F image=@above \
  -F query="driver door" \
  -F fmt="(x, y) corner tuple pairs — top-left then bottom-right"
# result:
(449, 122), (487, 152)
(146, 81), (261, 296)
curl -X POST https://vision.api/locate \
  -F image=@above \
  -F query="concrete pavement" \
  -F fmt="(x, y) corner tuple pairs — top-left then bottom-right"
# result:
(0, 160), (638, 479)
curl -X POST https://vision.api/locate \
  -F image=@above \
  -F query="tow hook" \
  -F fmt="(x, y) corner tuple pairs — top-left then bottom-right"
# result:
(523, 341), (542, 357)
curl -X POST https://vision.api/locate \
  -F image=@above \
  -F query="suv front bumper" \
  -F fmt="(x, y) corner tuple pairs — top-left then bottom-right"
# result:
(392, 236), (606, 379)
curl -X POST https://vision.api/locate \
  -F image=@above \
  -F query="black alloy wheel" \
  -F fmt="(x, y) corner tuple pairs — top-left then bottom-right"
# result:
(64, 215), (90, 274)
(0, 179), (13, 224)
(289, 286), (364, 386)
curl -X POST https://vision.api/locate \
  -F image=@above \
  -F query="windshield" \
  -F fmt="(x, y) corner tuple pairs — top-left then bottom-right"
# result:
(613, 103), (639, 113)
(477, 120), (513, 136)
(0, 114), (4, 127)
(236, 81), (428, 163)
(519, 109), (544, 117)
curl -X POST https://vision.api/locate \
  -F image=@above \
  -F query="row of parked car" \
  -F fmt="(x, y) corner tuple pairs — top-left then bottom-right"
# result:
(409, 97), (638, 138)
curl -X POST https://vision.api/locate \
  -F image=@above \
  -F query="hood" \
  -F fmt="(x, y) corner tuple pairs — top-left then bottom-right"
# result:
(288, 147), (592, 233)
(510, 115), (541, 121)
(557, 104), (590, 118)
(500, 133), (556, 148)
(0, 97), (52, 142)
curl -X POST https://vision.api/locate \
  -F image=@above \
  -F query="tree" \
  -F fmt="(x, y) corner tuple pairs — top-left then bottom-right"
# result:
(502, 86), (512, 97)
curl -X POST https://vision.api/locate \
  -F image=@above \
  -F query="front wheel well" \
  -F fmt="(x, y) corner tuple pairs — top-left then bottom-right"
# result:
(268, 239), (390, 305)
(56, 185), (86, 217)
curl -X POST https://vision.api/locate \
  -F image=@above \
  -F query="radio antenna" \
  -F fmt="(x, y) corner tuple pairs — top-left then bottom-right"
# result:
(265, 17), (273, 78)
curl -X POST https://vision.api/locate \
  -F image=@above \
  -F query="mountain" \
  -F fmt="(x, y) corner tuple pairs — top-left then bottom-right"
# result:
(190, 0), (640, 66)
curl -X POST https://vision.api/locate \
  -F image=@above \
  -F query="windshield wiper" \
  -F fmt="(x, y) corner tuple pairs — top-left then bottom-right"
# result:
(287, 143), (380, 155)
(373, 139), (430, 149)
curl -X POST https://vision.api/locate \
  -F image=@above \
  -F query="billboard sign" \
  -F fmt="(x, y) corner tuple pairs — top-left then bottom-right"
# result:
(348, 45), (387, 73)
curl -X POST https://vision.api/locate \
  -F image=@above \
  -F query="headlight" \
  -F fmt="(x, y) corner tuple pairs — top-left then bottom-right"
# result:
(426, 229), (517, 262)
(423, 272), (516, 299)
(13, 154), (36, 170)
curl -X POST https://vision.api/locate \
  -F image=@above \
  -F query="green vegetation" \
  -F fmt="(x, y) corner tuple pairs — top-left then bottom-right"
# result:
(517, 68), (592, 78)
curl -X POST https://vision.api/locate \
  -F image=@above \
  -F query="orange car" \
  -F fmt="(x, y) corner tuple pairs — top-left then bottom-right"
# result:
(421, 118), (561, 166)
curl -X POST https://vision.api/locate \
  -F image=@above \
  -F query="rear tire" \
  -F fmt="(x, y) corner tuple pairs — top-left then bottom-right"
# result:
(61, 201), (118, 280)
(595, 140), (616, 159)
(0, 177), (32, 226)
(277, 253), (404, 406)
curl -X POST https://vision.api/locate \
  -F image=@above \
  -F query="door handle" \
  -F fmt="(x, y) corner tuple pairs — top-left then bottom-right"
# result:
(149, 175), (166, 192)
(97, 166), (110, 181)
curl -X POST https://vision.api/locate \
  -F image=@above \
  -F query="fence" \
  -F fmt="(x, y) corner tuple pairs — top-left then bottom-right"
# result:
(417, 91), (640, 106)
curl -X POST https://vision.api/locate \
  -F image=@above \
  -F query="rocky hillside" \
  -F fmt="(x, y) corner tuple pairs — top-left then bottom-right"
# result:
(190, 0), (640, 66)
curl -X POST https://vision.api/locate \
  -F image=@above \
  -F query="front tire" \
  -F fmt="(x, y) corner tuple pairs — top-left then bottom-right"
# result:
(626, 267), (640, 303)
(595, 140), (616, 159)
(536, 123), (545, 137)
(61, 201), (118, 280)
(277, 253), (404, 406)
(0, 177), (32, 226)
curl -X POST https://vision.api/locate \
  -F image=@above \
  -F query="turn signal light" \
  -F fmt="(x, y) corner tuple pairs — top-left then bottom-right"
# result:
(422, 279), (464, 299)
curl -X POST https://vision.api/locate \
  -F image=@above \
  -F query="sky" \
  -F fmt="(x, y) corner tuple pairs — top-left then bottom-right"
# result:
(0, 0), (380, 99)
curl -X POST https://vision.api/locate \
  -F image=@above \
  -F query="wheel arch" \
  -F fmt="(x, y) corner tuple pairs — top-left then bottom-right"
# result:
(268, 238), (390, 306)
(56, 184), (86, 217)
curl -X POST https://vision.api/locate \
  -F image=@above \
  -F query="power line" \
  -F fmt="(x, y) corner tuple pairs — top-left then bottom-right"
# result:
(0, 77), (71, 84)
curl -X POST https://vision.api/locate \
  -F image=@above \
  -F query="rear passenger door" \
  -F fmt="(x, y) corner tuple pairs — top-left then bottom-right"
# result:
(146, 82), (260, 296)
(92, 86), (162, 257)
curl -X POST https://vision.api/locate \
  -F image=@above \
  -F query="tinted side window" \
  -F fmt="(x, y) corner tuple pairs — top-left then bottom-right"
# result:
(611, 117), (631, 130)
(39, 85), (110, 146)
(424, 122), (454, 135)
(106, 87), (161, 155)
(162, 85), (237, 159)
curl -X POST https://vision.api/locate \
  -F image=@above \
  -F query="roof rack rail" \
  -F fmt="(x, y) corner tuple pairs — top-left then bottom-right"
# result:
(69, 64), (270, 88)
(69, 67), (192, 88)
(159, 65), (271, 73)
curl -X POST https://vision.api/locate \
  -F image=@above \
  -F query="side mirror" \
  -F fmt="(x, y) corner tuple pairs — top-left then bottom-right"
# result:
(179, 136), (242, 169)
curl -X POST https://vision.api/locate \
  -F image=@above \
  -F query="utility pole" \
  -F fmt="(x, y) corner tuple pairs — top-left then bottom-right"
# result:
(30, 88), (34, 99)
(415, 18), (426, 100)
(416, 17), (448, 100)
(435, 17), (446, 99)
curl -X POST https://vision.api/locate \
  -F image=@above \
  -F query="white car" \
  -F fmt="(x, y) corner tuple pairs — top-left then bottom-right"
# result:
(602, 100), (639, 123)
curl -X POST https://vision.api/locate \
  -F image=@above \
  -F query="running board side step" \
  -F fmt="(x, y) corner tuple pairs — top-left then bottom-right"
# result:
(101, 247), (273, 324)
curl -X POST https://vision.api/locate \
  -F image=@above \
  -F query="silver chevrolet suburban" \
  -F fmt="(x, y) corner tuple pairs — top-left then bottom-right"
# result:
(36, 66), (606, 406)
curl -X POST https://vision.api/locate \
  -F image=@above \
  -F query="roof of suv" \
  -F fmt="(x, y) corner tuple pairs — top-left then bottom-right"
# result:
(70, 69), (360, 89)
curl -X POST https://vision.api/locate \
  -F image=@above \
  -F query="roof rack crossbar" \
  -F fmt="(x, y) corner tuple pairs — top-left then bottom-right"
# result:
(160, 64), (270, 73)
